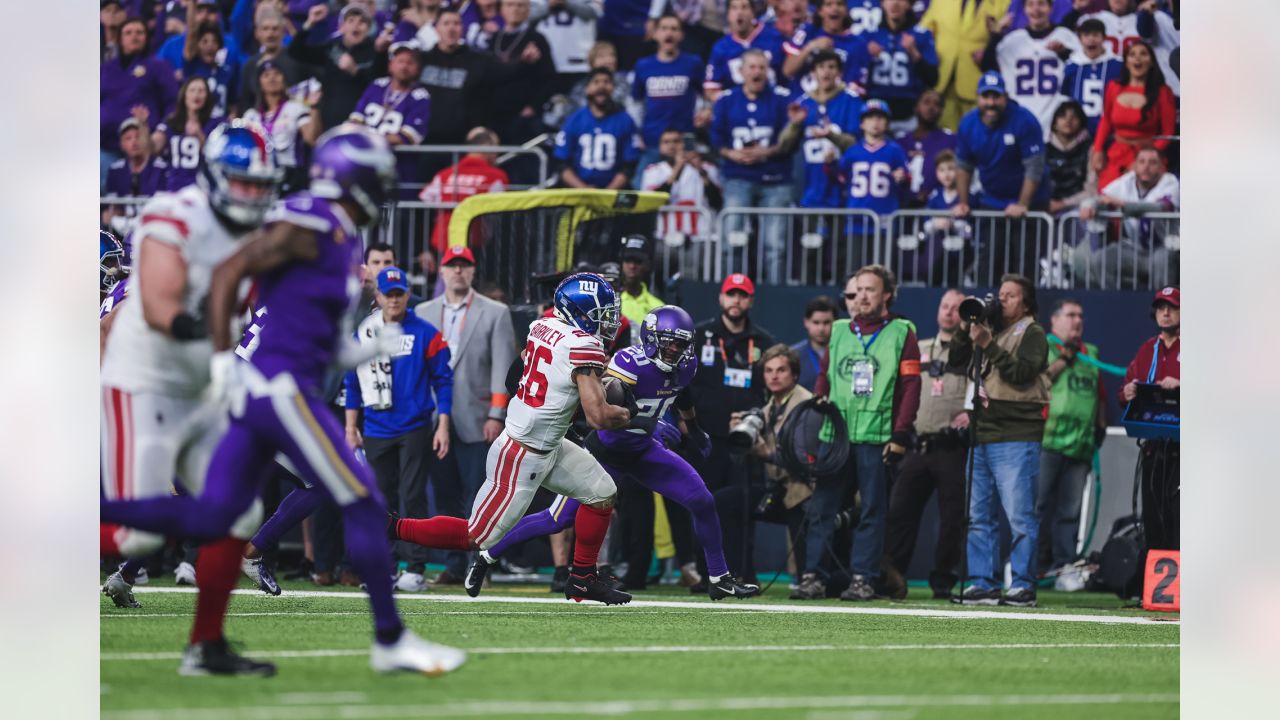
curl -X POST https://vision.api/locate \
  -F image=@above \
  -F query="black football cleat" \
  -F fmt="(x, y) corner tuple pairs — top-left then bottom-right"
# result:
(549, 566), (569, 593)
(708, 575), (761, 601)
(565, 571), (632, 605)
(178, 639), (276, 677)
(463, 557), (492, 598)
(386, 511), (401, 542)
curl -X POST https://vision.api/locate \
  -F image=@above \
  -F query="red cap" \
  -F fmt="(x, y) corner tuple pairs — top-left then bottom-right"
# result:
(720, 273), (755, 296)
(440, 245), (475, 266)
(1152, 286), (1179, 307)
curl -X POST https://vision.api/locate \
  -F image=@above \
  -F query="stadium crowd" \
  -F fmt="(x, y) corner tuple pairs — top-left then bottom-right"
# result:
(99, 0), (1181, 606)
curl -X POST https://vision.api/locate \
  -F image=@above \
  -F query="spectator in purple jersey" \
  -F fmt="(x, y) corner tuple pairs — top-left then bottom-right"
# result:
(392, 0), (444, 52)
(894, 89), (957, 207)
(461, 0), (504, 50)
(183, 22), (241, 117)
(238, 7), (305, 110)
(100, 17), (179, 186)
(290, 3), (388, 131)
(105, 118), (170, 201)
(152, 77), (219, 191)
(101, 0), (127, 62)
(349, 43), (435, 194)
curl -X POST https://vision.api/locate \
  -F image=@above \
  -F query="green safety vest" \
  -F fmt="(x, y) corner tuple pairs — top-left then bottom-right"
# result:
(1042, 342), (1101, 460)
(824, 317), (913, 444)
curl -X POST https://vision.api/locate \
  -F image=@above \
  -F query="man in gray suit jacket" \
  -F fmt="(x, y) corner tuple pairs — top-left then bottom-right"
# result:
(416, 245), (517, 582)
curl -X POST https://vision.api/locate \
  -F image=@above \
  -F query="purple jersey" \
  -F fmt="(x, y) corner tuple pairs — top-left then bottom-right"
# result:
(350, 78), (433, 184)
(100, 278), (130, 319)
(249, 193), (364, 395)
(460, 3), (503, 50)
(596, 345), (697, 453)
(157, 117), (221, 192)
(104, 156), (169, 199)
(894, 127), (957, 207)
(100, 54), (179, 152)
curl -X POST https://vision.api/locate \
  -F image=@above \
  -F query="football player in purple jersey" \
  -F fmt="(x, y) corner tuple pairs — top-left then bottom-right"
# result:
(463, 306), (762, 601)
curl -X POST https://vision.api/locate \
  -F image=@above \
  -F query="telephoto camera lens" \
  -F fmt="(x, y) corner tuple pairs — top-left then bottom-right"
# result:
(728, 408), (766, 451)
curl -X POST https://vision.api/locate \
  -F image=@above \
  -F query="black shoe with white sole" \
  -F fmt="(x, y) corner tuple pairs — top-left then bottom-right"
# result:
(178, 639), (276, 677)
(708, 575), (761, 600)
(463, 558), (491, 598)
(951, 586), (1001, 606)
(1001, 588), (1037, 607)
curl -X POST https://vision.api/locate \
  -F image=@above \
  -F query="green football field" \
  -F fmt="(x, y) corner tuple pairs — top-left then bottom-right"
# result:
(100, 577), (1178, 719)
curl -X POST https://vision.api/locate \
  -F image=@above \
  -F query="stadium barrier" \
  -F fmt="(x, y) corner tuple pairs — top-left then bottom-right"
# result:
(653, 204), (719, 284)
(716, 207), (883, 286)
(1055, 210), (1180, 291)
(391, 144), (551, 192)
(884, 209), (1057, 288)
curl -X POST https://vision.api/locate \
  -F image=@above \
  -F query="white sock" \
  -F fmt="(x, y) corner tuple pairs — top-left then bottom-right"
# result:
(479, 550), (495, 565)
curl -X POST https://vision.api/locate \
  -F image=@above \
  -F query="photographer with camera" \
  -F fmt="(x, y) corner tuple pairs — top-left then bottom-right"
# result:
(716, 345), (814, 584)
(1120, 286), (1180, 569)
(794, 265), (922, 601)
(883, 289), (970, 600)
(947, 274), (1050, 607)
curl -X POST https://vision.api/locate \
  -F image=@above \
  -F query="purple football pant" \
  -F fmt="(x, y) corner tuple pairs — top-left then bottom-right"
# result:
(488, 441), (729, 578)
(101, 388), (403, 640)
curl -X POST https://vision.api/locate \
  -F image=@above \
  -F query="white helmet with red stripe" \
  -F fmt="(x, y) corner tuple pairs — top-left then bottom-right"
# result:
(198, 120), (284, 229)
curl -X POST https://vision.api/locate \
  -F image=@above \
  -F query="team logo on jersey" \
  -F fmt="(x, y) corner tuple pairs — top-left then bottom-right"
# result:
(132, 65), (146, 77)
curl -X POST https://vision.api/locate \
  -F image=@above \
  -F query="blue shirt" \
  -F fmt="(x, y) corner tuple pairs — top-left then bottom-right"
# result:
(794, 90), (866, 208)
(344, 309), (454, 439)
(710, 85), (794, 184)
(789, 339), (826, 392)
(784, 23), (871, 89)
(839, 139), (908, 216)
(926, 186), (960, 211)
(158, 32), (243, 78)
(705, 24), (788, 93)
(598, 0), (649, 37)
(631, 53), (705, 148)
(846, 0), (885, 35)
(1061, 55), (1123, 134)
(956, 100), (1050, 209)
(554, 105), (641, 188)
(862, 24), (938, 101)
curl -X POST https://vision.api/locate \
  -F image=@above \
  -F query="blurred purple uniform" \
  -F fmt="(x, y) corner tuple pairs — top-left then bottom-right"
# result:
(100, 278), (131, 319)
(487, 346), (731, 577)
(157, 118), (222, 192)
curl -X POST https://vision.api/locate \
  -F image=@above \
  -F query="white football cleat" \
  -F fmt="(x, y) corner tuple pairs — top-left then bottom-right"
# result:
(394, 571), (427, 592)
(103, 571), (141, 608)
(175, 561), (197, 586)
(370, 629), (466, 677)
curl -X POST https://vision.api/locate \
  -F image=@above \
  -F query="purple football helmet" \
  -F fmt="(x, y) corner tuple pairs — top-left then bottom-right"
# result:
(640, 305), (695, 373)
(309, 123), (397, 224)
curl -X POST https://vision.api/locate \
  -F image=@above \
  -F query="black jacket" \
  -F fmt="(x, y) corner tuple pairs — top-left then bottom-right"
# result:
(419, 45), (497, 145)
(689, 315), (778, 437)
(484, 27), (556, 119)
(289, 35), (386, 131)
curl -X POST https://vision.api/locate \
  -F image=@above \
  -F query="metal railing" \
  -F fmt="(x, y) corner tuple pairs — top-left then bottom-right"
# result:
(391, 144), (550, 192)
(653, 204), (720, 283)
(717, 207), (882, 286)
(1055, 210), (1180, 290)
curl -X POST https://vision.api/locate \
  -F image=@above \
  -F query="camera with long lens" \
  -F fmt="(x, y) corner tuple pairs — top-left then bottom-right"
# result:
(959, 292), (1001, 325)
(728, 408), (766, 451)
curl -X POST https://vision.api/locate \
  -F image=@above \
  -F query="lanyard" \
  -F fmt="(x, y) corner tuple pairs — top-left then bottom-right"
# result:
(717, 337), (753, 367)
(442, 292), (472, 345)
(853, 320), (883, 354)
(1146, 337), (1161, 383)
(261, 101), (286, 137)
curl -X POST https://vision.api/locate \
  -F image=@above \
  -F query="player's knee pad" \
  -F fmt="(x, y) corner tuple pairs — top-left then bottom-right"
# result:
(228, 498), (264, 541)
(118, 529), (165, 558)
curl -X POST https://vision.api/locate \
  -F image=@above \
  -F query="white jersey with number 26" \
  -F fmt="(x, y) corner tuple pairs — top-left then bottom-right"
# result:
(505, 315), (607, 452)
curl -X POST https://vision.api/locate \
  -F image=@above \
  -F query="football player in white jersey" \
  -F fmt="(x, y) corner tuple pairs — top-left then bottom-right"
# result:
(100, 120), (284, 676)
(391, 272), (637, 604)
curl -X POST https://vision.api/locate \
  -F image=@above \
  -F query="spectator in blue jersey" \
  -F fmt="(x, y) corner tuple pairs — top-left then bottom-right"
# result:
(100, 17), (179, 189)
(863, 0), (939, 134)
(704, 0), (788, 101)
(710, 49), (795, 284)
(182, 21), (241, 117)
(1060, 18), (1122, 135)
(838, 99), (909, 264)
(344, 267), (454, 593)
(555, 68), (642, 189)
(953, 71), (1051, 281)
(781, 0), (869, 94)
(349, 43), (434, 195)
(894, 88), (957, 208)
(846, 0), (887, 35)
(776, 50), (865, 210)
(151, 77), (219, 192)
(104, 118), (169, 200)
(597, 0), (651, 70)
(158, 0), (243, 72)
(632, 15), (706, 176)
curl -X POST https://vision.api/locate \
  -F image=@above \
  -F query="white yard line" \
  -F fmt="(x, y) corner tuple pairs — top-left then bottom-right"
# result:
(101, 642), (1178, 662)
(103, 609), (764, 618)
(128, 587), (1180, 625)
(100, 692), (1179, 720)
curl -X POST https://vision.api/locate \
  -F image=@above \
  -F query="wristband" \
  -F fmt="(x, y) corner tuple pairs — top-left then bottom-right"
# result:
(170, 312), (207, 341)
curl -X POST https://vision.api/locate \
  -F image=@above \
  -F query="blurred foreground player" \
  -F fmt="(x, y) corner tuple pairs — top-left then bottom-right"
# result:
(99, 121), (282, 672)
(102, 125), (466, 677)
(392, 273), (636, 604)
(463, 306), (761, 600)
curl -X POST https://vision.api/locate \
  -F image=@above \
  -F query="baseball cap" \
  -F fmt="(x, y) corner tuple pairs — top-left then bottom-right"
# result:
(720, 273), (755, 296)
(1152, 286), (1180, 308)
(619, 234), (649, 262)
(440, 245), (475, 266)
(389, 41), (420, 56)
(861, 99), (890, 119)
(117, 117), (142, 137)
(256, 59), (282, 78)
(977, 71), (1007, 96)
(340, 4), (373, 22)
(100, 0), (123, 8)
(377, 266), (410, 295)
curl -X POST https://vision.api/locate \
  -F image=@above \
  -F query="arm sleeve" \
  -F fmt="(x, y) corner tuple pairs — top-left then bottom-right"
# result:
(489, 307), (517, 419)
(1136, 8), (1155, 38)
(1092, 82), (1117, 153)
(985, 323), (1049, 385)
(344, 368), (362, 409)
(980, 32), (1004, 73)
(1153, 87), (1176, 151)
(892, 326), (922, 438)
(231, 0), (255, 55)
(424, 330), (454, 417)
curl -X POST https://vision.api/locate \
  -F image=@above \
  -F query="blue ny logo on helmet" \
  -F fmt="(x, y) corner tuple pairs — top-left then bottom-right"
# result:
(199, 120), (284, 229)
(553, 272), (621, 342)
